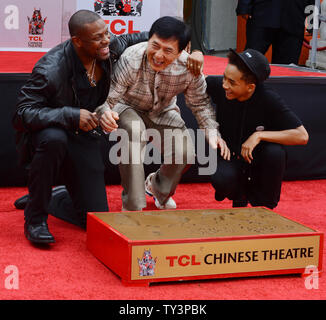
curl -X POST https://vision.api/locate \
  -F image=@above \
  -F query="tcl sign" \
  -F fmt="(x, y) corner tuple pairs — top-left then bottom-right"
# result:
(166, 255), (201, 267)
(104, 19), (140, 35)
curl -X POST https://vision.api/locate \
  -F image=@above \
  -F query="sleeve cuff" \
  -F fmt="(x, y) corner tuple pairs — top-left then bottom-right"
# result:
(95, 101), (111, 118)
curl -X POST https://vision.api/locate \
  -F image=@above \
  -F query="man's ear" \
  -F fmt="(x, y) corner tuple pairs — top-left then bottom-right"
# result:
(247, 83), (256, 93)
(71, 36), (82, 48)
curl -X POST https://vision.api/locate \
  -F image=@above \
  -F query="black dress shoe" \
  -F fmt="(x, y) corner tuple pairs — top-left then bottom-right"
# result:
(214, 191), (226, 201)
(14, 185), (67, 210)
(14, 194), (29, 210)
(24, 221), (55, 244)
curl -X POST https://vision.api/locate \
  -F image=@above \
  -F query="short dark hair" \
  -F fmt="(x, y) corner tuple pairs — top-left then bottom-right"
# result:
(227, 50), (257, 85)
(68, 10), (101, 37)
(149, 16), (191, 52)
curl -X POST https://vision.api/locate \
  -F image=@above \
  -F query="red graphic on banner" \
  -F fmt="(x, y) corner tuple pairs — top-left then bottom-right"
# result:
(28, 8), (47, 35)
(94, 0), (143, 16)
(138, 249), (157, 276)
(27, 8), (47, 48)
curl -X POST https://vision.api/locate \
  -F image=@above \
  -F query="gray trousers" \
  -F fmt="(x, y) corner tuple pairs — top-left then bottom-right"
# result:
(118, 108), (195, 210)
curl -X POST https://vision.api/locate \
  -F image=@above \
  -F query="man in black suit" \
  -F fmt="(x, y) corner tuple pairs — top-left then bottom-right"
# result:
(236, 0), (315, 64)
(12, 10), (148, 244)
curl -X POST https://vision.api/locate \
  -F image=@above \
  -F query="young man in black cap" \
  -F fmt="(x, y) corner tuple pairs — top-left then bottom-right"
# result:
(206, 48), (309, 209)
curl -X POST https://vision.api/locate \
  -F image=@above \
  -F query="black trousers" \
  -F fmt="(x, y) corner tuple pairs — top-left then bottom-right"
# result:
(246, 20), (303, 65)
(24, 127), (108, 228)
(211, 143), (286, 209)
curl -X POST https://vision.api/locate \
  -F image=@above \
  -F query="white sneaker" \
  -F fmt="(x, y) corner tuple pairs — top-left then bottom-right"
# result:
(145, 172), (155, 197)
(145, 173), (177, 210)
(154, 197), (177, 210)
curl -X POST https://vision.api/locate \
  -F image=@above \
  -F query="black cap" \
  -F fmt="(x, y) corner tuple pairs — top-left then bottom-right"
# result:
(230, 48), (271, 83)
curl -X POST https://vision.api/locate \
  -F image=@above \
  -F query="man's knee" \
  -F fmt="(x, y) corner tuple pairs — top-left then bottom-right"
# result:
(123, 120), (146, 138)
(34, 128), (68, 156)
(211, 160), (242, 196)
(118, 110), (146, 139)
(256, 143), (286, 168)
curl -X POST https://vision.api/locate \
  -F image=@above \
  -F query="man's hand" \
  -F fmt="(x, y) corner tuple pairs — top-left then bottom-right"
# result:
(187, 50), (204, 77)
(241, 132), (261, 163)
(209, 135), (231, 161)
(79, 109), (99, 132)
(99, 108), (119, 132)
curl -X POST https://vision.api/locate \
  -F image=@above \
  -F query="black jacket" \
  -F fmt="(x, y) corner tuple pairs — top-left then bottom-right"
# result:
(12, 32), (148, 164)
(236, 0), (315, 36)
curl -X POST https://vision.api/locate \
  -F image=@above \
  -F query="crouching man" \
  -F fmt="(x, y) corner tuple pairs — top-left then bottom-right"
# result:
(206, 49), (309, 209)
(97, 16), (230, 211)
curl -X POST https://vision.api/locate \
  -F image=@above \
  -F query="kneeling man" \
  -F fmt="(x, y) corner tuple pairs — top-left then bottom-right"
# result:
(97, 16), (229, 211)
(206, 49), (309, 209)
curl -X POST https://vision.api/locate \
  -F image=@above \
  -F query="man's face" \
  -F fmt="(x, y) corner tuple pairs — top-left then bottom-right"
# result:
(147, 34), (181, 72)
(222, 63), (255, 102)
(76, 19), (110, 61)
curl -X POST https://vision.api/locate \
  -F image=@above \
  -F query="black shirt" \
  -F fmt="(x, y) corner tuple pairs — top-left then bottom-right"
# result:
(71, 45), (109, 112)
(206, 76), (302, 155)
